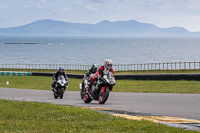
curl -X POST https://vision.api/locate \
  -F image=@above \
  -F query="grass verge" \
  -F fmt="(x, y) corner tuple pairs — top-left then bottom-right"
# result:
(0, 99), (198, 133)
(0, 75), (200, 93)
(0, 68), (86, 74)
(1, 68), (200, 74)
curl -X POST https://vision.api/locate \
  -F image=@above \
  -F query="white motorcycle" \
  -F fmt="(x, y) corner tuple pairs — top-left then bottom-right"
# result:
(53, 75), (68, 99)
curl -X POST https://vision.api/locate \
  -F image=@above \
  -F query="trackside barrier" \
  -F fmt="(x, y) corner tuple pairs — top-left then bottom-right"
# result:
(32, 72), (83, 79)
(1, 62), (200, 71)
(31, 72), (200, 81)
(2, 72), (200, 80)
(0, 71), (31, 76)
(115, 74), (200, 80)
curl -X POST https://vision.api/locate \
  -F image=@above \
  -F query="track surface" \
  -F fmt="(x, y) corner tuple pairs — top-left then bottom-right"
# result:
(0, 87), (200, 120)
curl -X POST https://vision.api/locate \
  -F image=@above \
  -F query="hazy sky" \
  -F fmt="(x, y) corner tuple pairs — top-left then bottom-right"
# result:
(1, 0), (200, 32)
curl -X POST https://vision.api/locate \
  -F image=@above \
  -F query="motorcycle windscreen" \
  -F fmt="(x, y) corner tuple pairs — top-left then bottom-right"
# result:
(57, 75), (67, 86)
(58, 75), (65, 80)
(108, 72), (116, 85)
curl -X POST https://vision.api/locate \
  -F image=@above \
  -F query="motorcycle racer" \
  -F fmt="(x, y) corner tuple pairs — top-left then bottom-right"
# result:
(89, 59), (115, 89)
(51, 66), (68, 91)
(81, 64), (98, 90)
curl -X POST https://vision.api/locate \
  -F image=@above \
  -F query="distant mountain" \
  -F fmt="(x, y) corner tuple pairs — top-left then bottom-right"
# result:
(0, 19), (199, 36)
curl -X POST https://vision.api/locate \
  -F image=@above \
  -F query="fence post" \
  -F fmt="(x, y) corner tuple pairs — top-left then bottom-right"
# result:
(150, 63), (152, 70)
(184, 62), (186, 69)
(175, 62), (176, 70)
(189, 62), (191, 70)
(171, 62), (172, 70)
(166, 63), (168, 70)
(158, 63), (160, 70)
(199, 62), (200, 69)
(131, 64), (132, 71)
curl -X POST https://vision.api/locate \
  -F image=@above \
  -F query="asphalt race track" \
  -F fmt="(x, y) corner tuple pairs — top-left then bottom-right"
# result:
(0, 87), (200, 121)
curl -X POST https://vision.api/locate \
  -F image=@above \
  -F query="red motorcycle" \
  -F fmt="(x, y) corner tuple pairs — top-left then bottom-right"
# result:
(79, 72), (116, 104)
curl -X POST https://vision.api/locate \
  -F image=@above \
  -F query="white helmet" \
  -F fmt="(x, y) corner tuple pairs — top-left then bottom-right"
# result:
(104, 59), (113, 69)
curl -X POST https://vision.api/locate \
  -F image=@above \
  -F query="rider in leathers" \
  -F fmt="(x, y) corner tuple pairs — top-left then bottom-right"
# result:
(81, 64), (97, 90)
(89, 59), (115, 89)
(51, 66), (68, 91)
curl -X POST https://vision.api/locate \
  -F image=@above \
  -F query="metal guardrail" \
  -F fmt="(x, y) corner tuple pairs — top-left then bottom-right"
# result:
(0, 62), (200, 71)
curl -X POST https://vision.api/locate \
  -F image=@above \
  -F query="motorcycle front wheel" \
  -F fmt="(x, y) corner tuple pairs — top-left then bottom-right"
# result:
(80, 89), (84, 99)
(59, 87), (64, 99)
(83, 89), (92, 103)
(98, 88), (110, 104)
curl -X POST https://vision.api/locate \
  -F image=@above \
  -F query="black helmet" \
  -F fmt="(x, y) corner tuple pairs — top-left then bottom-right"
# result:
(91, 64), (97, 73)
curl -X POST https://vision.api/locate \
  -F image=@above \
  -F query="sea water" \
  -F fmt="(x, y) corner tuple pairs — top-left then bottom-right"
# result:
(1, 36), (200, 65)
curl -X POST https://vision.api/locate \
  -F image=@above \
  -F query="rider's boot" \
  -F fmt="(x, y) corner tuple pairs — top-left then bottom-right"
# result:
(86, 81), (93, 93)
(52, 86), (56, 92)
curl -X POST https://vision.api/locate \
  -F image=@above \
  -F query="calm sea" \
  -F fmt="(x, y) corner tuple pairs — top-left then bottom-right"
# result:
(1, 36), (200, 65)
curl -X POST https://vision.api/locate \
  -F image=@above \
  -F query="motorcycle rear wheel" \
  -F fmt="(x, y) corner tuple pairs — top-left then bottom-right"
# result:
(98, 88), (110, 104)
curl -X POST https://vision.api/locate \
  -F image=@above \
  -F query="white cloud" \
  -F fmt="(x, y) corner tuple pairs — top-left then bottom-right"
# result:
(0, 5), (8, 10)
(1, 0), (200, 31)
(23, 4), (30, 8)
(85, 5), (99, 12)
(41, 0), (46, 4)
(36, 4), (47, 9)
(36, 0), (47, 9)
(60, 7), (71, 12)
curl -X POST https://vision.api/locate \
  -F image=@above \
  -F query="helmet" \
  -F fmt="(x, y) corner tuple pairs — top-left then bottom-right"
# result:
(59, 66), (64, 72)
(104, 59), (113, 69)
(91, 64), (97, 73)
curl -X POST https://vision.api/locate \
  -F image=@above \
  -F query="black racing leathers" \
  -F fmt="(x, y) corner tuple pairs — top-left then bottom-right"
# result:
(84, 68), (96, 78)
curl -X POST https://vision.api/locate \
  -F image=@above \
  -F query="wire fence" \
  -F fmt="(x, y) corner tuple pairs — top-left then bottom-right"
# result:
(1, 62), (200, 71)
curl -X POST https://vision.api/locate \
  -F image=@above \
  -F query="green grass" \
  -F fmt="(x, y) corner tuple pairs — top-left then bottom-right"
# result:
(115, 80), (200, 93)
(0, 68), (86, 74)
(1, 68), (200, 74)
(0, 75), (80, 91)
(0, 99), (198, 133)
(1, 75), (200, 93)
(115, 69), (200, 74)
